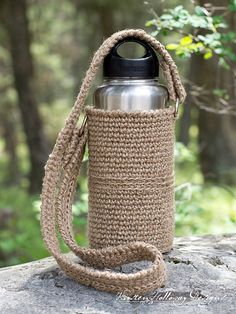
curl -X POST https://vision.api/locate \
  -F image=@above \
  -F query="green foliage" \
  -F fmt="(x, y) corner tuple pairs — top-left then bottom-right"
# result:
(146, 5), (220, 32)
(175, 142), (236, 235)
(146, 4), (236, 66)
(175, 182), (236, 235)
(0, 179), (89, 267)
(213, 88), (230, 100)
(0, 188), (46, 266)
(72, 189), (89, 247)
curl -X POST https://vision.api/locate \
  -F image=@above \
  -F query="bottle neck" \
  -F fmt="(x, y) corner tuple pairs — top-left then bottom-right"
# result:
(103, 77), (159, 85)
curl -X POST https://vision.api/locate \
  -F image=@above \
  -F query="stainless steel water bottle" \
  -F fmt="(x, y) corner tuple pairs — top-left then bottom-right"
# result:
(94, 37), (169, 111)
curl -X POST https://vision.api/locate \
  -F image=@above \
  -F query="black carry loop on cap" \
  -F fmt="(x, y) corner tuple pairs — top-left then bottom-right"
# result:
(103, 37), (159, 78)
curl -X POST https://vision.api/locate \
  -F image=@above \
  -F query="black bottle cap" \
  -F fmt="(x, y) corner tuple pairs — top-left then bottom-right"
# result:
(103, 37), (159, 79)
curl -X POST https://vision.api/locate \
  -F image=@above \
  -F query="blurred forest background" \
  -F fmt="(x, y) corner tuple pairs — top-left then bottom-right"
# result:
(0, 0), (236, 267)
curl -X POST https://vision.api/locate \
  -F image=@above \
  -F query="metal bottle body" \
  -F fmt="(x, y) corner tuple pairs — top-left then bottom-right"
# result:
(94, 78), (169, 111)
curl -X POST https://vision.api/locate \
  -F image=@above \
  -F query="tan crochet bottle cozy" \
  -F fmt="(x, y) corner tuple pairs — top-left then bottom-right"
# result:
(86, 107), (176, 253)
(40, 29), (186, 296)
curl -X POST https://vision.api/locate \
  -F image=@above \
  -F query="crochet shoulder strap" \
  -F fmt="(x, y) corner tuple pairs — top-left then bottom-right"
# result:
(40, 29), (186, 296)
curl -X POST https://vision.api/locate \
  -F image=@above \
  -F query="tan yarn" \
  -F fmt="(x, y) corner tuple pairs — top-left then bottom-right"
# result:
(40, 29), (186, 296)
(87, 107), (175, 253)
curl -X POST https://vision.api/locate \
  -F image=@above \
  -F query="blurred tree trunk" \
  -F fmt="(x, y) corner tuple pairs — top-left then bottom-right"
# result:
(196, 0), (236, 184)
(0, 43), (20, 185)
(97, 7), (115, 38)
(0, 106), (20, 184)
(178, 58), (197, 145)
(71, 0), (116, 98)
(1, 0), (50, 193)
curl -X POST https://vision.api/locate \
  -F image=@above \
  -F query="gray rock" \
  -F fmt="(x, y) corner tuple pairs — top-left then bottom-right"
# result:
(0, 234), (236, 314)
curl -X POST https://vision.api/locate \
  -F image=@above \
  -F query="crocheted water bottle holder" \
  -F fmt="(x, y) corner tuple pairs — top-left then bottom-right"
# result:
(86, 107), (175, 253)
(40, 29), (186, 296)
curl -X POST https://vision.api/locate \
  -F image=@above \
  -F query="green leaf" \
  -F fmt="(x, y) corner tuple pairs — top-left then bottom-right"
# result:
(195, 6), (209, 16)
(161, 14), (173, 20)
(196, 42), (204, 48)
(204, 50), (213, 59)
(187, 43), (204, 53)
(161, 29), (169, 36)
(151, 30), (159, 37)
(180, 36), (193, 46)
(214, 48), (224, 54)
(190, 16), (206, 28)
(145, 19), (155, 27)
(166, 43), (179, 50)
